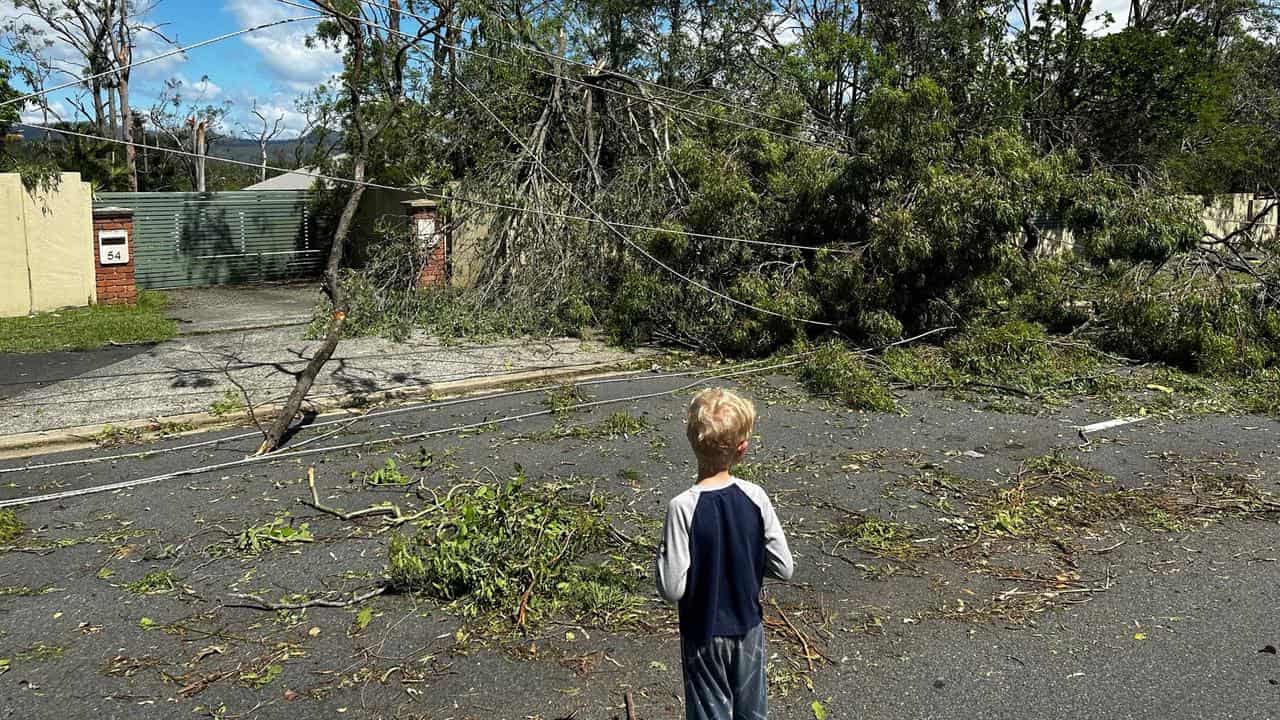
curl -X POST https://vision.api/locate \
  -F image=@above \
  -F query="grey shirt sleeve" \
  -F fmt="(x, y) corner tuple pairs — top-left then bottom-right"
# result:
(738, 480), (795, 581)
(654, 493), (696, 603)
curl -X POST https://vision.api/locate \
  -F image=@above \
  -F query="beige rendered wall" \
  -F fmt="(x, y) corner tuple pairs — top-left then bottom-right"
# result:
(25, 174), (95, 312)
(0, 175), (32, 317)
(0, 173), (95, 317)
(450, 207), (488, 288)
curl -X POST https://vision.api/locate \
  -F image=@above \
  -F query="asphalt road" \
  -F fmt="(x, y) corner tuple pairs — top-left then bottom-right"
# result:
(0, 370), (1277, 719)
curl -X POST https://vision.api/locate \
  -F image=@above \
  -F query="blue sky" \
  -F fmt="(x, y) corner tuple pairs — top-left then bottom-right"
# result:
(5, 0), (344, 137)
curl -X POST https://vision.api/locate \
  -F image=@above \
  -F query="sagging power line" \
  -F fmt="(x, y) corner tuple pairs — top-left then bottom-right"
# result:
(0, 356), (798, 476)
(261, 5), (849, 327)
(0, 356), (807, 508)
(405, 26), (839, 328)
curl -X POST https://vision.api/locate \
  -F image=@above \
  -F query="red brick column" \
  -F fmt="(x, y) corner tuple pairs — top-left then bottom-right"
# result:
(403, 199), (447, 288)
(93, 207), (137, 305)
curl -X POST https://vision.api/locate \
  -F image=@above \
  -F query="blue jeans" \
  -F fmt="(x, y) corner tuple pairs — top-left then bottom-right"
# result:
(681, 622), (768, 720)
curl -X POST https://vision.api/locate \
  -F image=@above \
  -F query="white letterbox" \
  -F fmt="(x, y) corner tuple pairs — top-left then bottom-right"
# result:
(99, 229), (129, 265)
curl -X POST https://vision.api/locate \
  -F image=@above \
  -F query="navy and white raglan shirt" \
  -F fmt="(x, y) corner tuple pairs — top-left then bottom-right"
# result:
(654, 478), (794, 644)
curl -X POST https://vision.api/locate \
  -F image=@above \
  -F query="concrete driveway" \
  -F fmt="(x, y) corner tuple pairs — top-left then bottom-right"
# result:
(162, 282), (321, 334)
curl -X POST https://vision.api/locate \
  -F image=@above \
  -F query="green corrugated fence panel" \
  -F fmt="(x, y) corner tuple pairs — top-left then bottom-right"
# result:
(94, 191), (327, 289)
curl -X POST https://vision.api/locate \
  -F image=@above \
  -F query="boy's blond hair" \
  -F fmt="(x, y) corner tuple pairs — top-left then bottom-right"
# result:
(686, 388), (756, 470)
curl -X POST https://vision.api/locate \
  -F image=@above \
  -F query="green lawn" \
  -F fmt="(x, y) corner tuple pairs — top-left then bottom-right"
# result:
(0, 290), (176, 353)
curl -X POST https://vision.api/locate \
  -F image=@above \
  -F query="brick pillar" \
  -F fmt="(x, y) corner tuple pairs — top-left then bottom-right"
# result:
(403, 199), (447, 288)
(93, 206), (137, 305)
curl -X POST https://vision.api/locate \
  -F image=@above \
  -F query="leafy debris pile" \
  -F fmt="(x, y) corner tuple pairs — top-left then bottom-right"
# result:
(387, 473), (649, 629)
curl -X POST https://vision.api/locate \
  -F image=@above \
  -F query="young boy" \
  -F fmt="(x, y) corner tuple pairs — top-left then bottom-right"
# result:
(655, 387), (794, 720)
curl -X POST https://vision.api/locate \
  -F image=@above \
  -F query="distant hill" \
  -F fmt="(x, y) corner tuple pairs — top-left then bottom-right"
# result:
(14, 125), (329, 168)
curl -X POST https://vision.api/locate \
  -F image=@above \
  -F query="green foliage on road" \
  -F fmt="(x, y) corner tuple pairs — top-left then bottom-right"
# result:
(0, 510), (22, 545)
(235, 516), (315, 554)
(387, 472), (647, 628)
(798, 343), (897, 412)
(0, 290), (174, 353)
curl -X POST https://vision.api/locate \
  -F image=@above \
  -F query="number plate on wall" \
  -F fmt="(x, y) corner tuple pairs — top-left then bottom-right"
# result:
(99, 229), (129, 265)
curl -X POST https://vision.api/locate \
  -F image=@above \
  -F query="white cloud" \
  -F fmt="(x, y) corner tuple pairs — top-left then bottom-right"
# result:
(19, 98), (68, 124)
(223, 0), (342, 92)
(760, 12), (803, 47)
(1, 1), (183, 86)
(1005, 0), (1130, 39)
(228, 94), (313, 139)
(1085, 0), (1131, 36)
(132, 27), (189, 81)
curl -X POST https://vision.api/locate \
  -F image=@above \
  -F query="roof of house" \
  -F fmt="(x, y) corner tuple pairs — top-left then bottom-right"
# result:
(243, 167), (324, 191)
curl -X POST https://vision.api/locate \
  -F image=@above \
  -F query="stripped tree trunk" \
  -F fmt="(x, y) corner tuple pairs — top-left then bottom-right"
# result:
(117, 0), (138, 191)
(256, 159), (366, 453)
(258, 1), (381, 453)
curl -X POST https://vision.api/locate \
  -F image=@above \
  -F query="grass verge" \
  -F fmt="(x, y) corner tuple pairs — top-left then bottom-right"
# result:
(0, 290), (175, 353)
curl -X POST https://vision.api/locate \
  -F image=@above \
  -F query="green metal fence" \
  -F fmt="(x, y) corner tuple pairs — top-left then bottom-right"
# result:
(93, 191), (324, 289)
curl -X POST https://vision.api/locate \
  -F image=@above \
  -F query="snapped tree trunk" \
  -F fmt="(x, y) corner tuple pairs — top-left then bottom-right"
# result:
(254, 0), (418, 453)
(257, 159), (367, 453)
(117, 1), (137, 191)
(195, 121), (207, 192)
(120, 79), (136, 190)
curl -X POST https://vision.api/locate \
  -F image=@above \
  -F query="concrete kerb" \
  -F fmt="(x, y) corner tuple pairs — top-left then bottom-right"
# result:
(0, 359), (646, 460)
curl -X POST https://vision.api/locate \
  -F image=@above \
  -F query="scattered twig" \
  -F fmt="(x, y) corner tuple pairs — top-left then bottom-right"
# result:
(300, 467), (437, 527)
(769, 600), (818, 672)
(1090, 540), (1126, 554)
(178, 669), (237, 698)
(516, 569), (536, 628)
(224, 585), (387, 611)
(943, 527), (983, 557)
(625, 691), (638, 720)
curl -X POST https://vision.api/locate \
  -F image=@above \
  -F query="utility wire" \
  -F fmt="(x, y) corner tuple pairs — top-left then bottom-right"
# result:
(0, 325), (950, 481)
(0, 356), (805, 508)
(347, 0), (862, 149)
(0, 15), (324, 110)
(248, 6), (846, 325)
(0, 362), (555, 408)
(0, 348), (602, 401)
(8, 5), (852, 253)
(13, 121), (848, 254)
